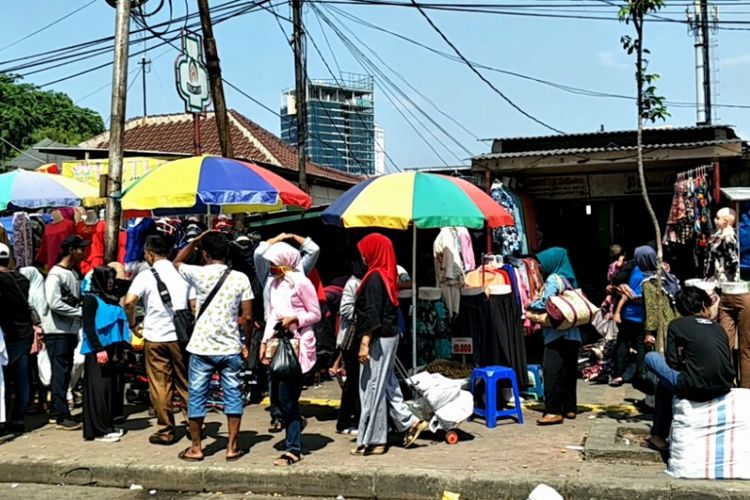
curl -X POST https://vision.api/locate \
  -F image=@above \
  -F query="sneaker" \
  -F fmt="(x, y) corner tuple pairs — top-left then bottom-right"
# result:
(56, 418), (82, 431)
(114, 427), (126, 437)
(95, 432), (121, 443)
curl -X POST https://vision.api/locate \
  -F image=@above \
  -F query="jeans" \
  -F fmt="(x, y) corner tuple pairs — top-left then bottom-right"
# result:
(645, 352), (680, 439)
(278, 377), (303, 455)
(4, 337), (32, 426)
(45, 334), (77, 422)
(188, 353), (243, 419)
(268, 375), (284, 425)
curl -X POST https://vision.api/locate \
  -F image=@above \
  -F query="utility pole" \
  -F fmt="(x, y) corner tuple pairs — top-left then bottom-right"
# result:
(138, 55), (150, 116)
(292, 0), (308, 192)
(688, 0), (718, 125)
(105, 0), (132, 263)
(196, 0), (233, 158)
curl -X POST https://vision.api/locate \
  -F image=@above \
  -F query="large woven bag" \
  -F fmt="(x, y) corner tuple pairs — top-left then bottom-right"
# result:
(546, 278), (597, 330)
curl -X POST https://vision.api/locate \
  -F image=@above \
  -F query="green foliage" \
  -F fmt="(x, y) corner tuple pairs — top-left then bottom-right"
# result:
(0, 74), (105, 164)
(618, 0), (669, 123)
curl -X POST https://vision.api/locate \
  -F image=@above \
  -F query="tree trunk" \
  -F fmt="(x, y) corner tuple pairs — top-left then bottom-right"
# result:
(635, 15), (665, 352)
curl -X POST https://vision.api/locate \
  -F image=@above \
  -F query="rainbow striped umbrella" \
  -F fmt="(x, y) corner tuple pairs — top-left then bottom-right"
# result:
(121, 155), (312, 216)
(321, 171), (513, 229)
(321, 172), (513, 371)
(0, 170), (100, 212)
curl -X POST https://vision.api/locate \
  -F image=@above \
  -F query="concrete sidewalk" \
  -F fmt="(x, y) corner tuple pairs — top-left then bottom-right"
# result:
(0, 380), (747, 499)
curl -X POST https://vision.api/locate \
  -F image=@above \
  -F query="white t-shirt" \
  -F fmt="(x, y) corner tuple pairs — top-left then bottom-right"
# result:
(127, 259), (190, 343)
(179, 263), (253, 356)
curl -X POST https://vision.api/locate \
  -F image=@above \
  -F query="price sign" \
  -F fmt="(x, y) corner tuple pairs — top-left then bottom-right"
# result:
(451, 337), (473, 355)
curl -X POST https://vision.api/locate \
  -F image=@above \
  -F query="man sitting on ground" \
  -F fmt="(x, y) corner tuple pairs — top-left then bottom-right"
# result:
(644, 286), (735, 451)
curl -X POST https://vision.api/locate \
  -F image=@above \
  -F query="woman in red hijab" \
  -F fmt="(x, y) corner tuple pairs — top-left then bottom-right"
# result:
(351, 233), (427, 456)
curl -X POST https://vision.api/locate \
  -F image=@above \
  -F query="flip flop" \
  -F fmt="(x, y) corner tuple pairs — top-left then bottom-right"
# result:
(404, 420), (428, 448)
(178, 447), (204, 462)
(365, 445), (387, 456)
(350, 446), (367, 456)
(268, 422), (284, 433)
(274, 452), (301, 466)
(226, 450), (246, 462)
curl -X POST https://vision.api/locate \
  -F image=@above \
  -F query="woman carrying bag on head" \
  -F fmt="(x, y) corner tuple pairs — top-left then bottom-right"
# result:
(528, 247), (582, 426)
(352, 233), (427, 456)
(80, 266), (129, 442)
(259, 243), (321, 467)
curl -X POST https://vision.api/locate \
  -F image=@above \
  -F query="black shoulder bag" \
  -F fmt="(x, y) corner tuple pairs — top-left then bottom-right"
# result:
(151, 267), (228, 344)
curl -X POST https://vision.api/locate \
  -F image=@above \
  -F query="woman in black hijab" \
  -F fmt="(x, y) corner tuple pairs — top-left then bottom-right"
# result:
(80, 266), (129, 442)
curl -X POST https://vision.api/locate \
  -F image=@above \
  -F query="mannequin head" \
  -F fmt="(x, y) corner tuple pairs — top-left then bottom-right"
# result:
(715, 207), (736, 230)
(50, 209), (63, 223)
(85, 209), (99, 224)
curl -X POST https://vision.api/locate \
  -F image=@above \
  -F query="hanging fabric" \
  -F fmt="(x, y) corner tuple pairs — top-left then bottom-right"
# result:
(490, 182), (521, 257)
(11, 213), (33, 269)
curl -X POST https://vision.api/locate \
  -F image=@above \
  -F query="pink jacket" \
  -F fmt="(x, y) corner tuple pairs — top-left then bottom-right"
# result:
(263, 278), (322, 374)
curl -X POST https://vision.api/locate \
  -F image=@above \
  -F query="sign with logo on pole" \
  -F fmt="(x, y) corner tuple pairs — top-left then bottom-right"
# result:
(175, 31), (211, 155)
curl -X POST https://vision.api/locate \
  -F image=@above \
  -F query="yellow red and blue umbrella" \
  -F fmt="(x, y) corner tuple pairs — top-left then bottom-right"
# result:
(0, 170), (100, 212)
(321, 171), (513, 372)
(121, 155), (312, 216)
(321, 171), (513, 229)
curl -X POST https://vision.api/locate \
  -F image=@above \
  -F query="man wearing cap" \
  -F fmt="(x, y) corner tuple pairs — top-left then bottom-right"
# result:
(0, 243), (41, 433)
(43, 235), (89, 430)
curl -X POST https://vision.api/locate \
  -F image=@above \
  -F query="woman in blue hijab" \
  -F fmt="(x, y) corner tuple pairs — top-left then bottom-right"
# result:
(529, 247), (581, 426)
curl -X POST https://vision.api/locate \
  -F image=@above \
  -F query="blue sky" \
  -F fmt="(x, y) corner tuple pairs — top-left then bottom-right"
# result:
(3, 1), (750, 169)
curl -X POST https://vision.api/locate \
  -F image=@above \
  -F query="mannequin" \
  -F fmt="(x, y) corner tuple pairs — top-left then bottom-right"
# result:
(76, 209), (105, 275)
(704, 207), (750, 387)
(433, 227), (464, 317)
(35, 208), (75, 271)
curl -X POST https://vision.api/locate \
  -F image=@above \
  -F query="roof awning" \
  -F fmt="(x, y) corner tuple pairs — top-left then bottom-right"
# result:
(721, 187), (750, 202)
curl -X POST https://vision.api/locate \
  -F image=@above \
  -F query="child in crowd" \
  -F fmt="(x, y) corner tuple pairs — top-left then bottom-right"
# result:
(608, 245), (629, 324)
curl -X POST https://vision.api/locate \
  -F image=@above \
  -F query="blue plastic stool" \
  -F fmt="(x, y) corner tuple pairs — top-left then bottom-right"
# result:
(470, 366), (524, 427)
(521, 364), (544, 401)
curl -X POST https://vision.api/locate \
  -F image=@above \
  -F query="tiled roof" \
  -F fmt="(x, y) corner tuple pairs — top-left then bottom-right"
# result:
(78, 111), (362, 186)
(474, 139), (743, 160)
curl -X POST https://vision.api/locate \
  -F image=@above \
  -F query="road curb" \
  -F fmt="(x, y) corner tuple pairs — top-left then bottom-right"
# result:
(0, 456), (748, 499)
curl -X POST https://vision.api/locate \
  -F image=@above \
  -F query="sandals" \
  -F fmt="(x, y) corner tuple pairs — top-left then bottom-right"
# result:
(350, 445), (387, 456)
(404, 420), (428, 448)
(274, 452), (301, 466)
(268, 421), (284, 433)
(178, 447), (204, 462)
(226, 450), (246, 462)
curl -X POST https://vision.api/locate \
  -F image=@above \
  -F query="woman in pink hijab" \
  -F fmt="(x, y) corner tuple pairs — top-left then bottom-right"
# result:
(259, 242), (321, 466)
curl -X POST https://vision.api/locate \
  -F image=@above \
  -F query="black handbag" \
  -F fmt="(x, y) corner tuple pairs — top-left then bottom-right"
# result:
(269, 333), (302, 382)
(151, 268), (198, 344)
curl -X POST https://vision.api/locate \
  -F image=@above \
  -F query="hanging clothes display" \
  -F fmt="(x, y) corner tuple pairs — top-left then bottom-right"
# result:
(11, 213), (33, 269)
(416, 287), (451, 365)
(77, 219), (106, 276)
(481, 287), (528, 386)
(125, 217), (157, 264)
(456, 287), (488, 366)
(664, 165), (715, 273)
(35, 215), (74, 271)
(490, 181), (521, 257)
(433, 227), (464, 317)
(29, 214), (46, 258)
(456, 227), (476, 271)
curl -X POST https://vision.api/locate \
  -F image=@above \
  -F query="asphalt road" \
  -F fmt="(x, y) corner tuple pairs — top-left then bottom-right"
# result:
(0, 483), (331, 500)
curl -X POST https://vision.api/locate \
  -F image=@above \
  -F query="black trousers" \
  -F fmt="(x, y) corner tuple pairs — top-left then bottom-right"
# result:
(337, 344), (361, 431)
(613, 319), (645, 380)
(543, 338), (580, 415)
(45, 334), (77, 422)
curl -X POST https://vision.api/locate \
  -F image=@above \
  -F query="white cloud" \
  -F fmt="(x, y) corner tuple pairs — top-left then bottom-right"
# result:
(598, 51), (629, 70)
(721, 54), (750, 69)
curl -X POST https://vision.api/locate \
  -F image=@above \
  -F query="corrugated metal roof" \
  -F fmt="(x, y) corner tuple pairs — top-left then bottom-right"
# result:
(474, 139), (742, 160)
(484, 124), (737, 144)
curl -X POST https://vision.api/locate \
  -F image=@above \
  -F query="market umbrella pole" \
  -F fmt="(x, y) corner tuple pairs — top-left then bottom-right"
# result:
(411, 223), (418, 373)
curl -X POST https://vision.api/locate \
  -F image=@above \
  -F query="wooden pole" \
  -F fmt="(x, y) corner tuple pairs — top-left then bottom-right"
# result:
(104, 0), (131, 263)
(292, 0), (308, 192)
(196, 0), (233, 158)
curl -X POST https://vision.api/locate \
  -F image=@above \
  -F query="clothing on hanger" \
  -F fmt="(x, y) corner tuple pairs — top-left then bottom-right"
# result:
(125, 217), (157, 264)
(456, 227), (476, 271)
(77, 220), (106, 276)
(35, 217), (74, 271)
(433, 227), (465, 316)
(11, 213), (33, 268)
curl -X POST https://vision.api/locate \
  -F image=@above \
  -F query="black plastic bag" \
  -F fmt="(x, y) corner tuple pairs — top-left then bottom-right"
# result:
(269, 336), (302, 382)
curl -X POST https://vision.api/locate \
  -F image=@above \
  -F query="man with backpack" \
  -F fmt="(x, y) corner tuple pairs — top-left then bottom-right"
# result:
(125, 235), (191, 446)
